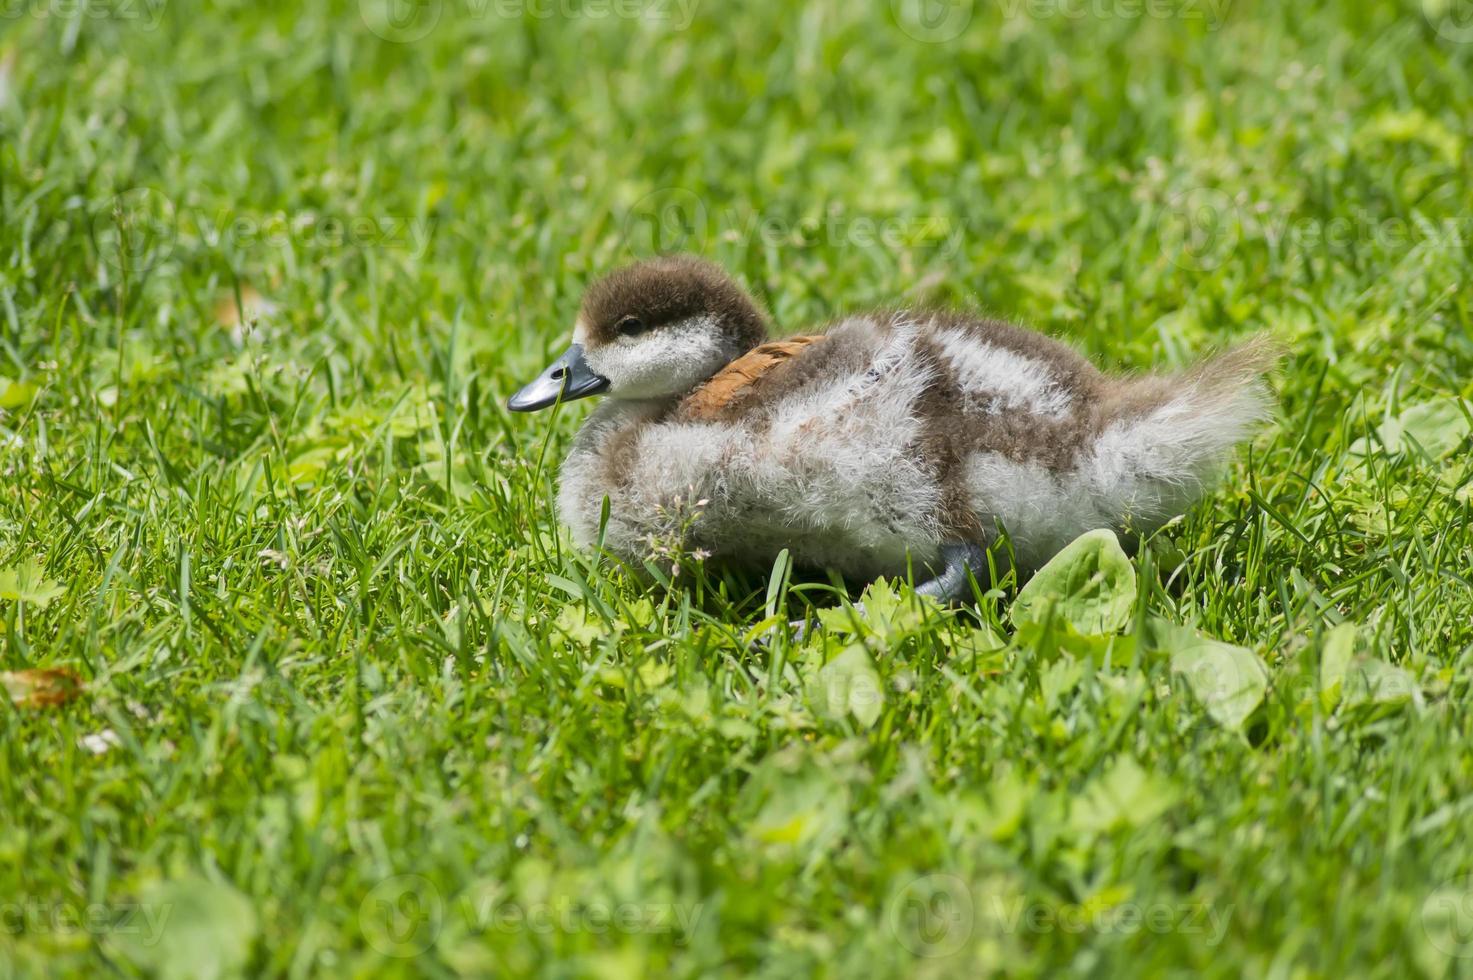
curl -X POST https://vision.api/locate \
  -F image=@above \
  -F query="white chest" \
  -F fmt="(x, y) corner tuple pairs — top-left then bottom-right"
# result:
(556, 333), (946, 579)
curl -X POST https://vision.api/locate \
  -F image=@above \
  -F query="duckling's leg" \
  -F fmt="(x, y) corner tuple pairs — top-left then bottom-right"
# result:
(913, 541), (989, 603)
(780, 542), (989, 643)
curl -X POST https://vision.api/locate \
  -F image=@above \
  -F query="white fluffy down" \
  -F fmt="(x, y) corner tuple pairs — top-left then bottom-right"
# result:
(580, 315), (737, 401)
(559, 314), (1271, 578)
(561, 317), (946, 580)
(932, 326), (1074, 418)
(968, 374), (1272, 569)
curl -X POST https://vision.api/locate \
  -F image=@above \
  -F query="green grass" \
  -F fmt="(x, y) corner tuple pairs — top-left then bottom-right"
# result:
(3, 0), (1473, 976)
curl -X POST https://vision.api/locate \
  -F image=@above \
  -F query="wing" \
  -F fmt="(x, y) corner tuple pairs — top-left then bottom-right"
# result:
(677, 335), (828, 421)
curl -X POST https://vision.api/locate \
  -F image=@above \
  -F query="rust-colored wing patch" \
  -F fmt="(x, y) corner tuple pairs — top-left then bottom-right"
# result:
(679, 335), (827, 421)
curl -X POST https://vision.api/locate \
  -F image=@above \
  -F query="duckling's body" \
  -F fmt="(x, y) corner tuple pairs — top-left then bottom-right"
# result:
(512, 257), (1275, 595)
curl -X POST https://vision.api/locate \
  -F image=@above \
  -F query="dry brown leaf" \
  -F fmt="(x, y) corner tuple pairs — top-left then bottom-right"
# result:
(0, 49), (15, 111)
(2, 668), (84, 708)
(213, 285), (279, 330)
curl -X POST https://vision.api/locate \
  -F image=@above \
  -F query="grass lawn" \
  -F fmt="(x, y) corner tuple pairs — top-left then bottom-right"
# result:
(4, 0), (1473, 975)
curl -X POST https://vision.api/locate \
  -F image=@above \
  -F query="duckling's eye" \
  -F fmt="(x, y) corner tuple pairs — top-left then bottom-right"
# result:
(616, 316), (646, 337)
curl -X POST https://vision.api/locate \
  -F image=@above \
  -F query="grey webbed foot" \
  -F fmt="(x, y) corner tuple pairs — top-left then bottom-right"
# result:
(913, 542), (989, 603)
(772, 544), (985, 644)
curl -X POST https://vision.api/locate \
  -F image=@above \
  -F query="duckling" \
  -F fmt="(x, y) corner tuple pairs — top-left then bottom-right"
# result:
(509, 255), (1275, 600)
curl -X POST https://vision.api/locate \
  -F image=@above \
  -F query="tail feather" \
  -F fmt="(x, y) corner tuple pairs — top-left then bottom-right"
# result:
(1084, 335), (1281, 531)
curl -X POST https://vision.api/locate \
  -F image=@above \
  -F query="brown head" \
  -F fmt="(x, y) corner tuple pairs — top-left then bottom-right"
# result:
(508, 256), (768, 411)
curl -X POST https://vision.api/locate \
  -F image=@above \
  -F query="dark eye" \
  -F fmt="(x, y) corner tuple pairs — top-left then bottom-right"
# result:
(617, 316), (646, 337)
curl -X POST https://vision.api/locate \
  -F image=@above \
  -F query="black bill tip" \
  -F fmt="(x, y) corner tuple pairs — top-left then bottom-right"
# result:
(508, 343), (611, 412)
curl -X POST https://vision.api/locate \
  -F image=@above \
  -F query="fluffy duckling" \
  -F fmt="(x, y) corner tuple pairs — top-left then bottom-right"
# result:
(510, 256), (1275, 600)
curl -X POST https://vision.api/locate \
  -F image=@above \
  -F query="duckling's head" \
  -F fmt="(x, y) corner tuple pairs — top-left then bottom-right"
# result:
(509, 256), (767, 411)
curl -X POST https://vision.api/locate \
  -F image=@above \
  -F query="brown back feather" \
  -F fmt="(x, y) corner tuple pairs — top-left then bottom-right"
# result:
(678, 335), (828, 421)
